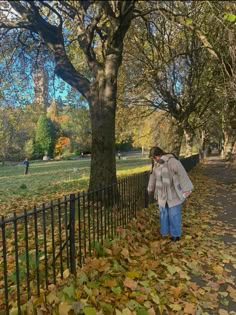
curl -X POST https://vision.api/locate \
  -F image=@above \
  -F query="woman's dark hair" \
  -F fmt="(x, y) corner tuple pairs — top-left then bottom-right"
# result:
(149, 146), (179, 173)
(149, 146), (179, 159)
(149, 147), (166, 158)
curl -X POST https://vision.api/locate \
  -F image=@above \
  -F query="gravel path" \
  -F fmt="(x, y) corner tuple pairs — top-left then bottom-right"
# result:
(199, 155), (236, 314)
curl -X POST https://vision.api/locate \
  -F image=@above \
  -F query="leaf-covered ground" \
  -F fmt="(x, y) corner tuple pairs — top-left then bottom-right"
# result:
(10, 159), (236, 315)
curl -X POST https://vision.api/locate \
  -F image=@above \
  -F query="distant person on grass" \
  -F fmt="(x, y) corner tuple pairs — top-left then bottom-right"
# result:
(23, 157), (29, 175)
(147, 146), (193, 242)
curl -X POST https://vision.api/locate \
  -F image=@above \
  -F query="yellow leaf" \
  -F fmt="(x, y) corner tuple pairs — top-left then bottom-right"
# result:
(219, 291), (228, 297)
(103, 279), (117, 288)
(76, 290), (83, 299)
(184, 235), (192, 240)
(58, 302), (72, 315)
(63, 269), (70, 279)
(169, 304), (182, 311)
(121, 308), (133, 315)
(198, 288), (205, 295)
(150, 292), (160, 305)
(161, 263), (177, 275)
(84, 307), (97, 315)
(219, 310), (229, 315)
(125, 271), (140, 279)
(46, 291), (60, 304)
(213, 265), (224, 274)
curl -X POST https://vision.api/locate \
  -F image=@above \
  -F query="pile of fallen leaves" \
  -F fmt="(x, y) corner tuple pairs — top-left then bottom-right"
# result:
(10, 168), (236, 315)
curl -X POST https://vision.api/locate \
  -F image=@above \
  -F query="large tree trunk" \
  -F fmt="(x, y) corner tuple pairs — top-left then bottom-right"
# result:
(166, 119), (183, 156)
(89, 97), (117, 189)
(223, 129), (236, 161)
(89, 106), (116, 189)
(184, 129), (194, 157)
(222, 101), (236, 160)
(233, 142), (236, 154)
(200, 129), (206, 151)
(88, 56), (120, 190)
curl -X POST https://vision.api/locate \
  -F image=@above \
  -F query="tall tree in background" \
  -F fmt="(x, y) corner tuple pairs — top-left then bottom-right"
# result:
(59, 106), (92, 154)
(34, 114), (55, 158)
(0, 0), (136, 189)
(0, 108), (16, 164)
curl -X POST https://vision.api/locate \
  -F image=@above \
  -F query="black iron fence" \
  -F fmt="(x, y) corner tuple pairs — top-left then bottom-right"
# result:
(0, 154), (199, 314)
(180, 153), (199, 172)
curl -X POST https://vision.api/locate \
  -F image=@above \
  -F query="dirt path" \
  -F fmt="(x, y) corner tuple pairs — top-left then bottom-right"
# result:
(197, 156), (236, 314)
(202, 156), (236, 242)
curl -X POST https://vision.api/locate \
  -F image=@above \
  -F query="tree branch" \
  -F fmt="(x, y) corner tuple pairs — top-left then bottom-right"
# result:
(40, 1), (63, 27)
(0, 21), (33, 30)
(2, 1), (91, 99)
(99, 1), (116, 20)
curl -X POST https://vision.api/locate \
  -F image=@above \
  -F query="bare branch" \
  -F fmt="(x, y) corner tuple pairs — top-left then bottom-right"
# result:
(1, 1), (91, 99)
(55, 1), (78, 19)
(79, 0), (92, 12)
(99, 1), (116, 20)
(40, 1), (63, 27)
(0, 20), (33, 30)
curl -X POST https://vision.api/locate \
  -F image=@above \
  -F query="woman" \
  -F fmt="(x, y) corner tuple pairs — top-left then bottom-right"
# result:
(147, 147), (193, 241)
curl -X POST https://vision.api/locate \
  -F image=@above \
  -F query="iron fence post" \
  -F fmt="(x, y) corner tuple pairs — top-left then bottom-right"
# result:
(144, 172), (149, 208)
(1, 216), (9, 315)
(69, 193), (76, 275)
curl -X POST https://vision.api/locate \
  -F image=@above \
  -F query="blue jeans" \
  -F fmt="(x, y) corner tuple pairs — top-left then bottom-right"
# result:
(159, 203), (182, 237)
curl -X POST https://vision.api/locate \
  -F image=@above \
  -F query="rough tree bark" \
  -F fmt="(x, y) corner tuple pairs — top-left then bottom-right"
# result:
(183, 124), (195, 157)
(222, 101), (236, 160)
(165, 119), (183, 156)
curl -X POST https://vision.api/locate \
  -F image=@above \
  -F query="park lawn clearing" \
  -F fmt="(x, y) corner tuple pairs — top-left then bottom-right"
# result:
(0, 155), (149, 216)
(12, 166), (236, 315)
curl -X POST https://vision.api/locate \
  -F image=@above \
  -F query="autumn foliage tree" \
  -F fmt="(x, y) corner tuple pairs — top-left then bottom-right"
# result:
(54, 136), (71, 157)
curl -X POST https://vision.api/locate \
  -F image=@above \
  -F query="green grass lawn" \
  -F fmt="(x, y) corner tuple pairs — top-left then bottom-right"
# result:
(0, 155), (150, 215)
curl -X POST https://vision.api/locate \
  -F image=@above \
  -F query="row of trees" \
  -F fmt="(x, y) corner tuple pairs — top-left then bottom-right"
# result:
(0, 100), (180, 163)
(0, 1), (235, 189)
(118, 1), (236, 158)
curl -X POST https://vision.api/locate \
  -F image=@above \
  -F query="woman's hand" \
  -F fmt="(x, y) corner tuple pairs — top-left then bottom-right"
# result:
(183, 191), (192, 198)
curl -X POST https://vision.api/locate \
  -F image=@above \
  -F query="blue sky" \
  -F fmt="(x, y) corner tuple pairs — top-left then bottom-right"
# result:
(0, 30), (84, 107)
(0, 59), (82, 107)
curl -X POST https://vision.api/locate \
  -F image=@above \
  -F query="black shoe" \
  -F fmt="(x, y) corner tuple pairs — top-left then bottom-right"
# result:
(170, 236), (180, 242)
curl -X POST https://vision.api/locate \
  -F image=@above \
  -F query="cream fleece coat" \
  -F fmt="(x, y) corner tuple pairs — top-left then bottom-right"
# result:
(147, 154), (193, 207)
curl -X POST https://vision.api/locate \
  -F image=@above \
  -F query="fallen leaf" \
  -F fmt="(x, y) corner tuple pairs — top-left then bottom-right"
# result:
(183, 302), (196, 314)
(58, 302), (72, 315)
(123, 277), (138, 289)
(169, 304), (182, 311)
